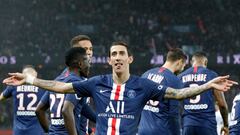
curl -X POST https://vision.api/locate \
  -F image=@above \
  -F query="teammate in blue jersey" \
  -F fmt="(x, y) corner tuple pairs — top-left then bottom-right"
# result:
(3, 41), (237, 135)
(35, 47), (95, 135)
(0, 65), (45, 135)
(178, 52), (229, 135)
(138, 48), (187, 135)
(60, 35), (95, 135)
(229, 93), (240, 135)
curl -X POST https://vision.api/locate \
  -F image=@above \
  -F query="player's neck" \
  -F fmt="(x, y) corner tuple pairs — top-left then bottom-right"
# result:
(192, 63), (206, 68)
(68, 68), (80, 76)
(162, 62), (175, 73)
(112, 72), (130, 84)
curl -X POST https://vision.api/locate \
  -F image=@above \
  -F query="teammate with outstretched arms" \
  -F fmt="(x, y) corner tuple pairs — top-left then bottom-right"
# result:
(138, 48), (186, 135)
(178, 52), (229, 135)
(3, 41), (238, 135)
(0, 65), (45, 135)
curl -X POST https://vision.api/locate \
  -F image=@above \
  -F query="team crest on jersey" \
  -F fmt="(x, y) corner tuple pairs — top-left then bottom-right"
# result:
(127, 90), (136, 98)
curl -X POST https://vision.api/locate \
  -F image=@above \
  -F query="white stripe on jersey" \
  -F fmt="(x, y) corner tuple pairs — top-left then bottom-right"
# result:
(107, 83), (126, 135)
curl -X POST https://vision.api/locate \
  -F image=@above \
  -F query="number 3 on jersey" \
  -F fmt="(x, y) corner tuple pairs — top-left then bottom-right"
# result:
(189, 84), (201, 103)
(49, 94), (65, 118)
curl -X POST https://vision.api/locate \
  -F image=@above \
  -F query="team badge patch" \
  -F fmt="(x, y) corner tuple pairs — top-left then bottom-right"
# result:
(127, 90), (136, 98)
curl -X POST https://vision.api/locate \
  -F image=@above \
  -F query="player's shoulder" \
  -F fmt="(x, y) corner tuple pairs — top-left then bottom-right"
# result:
(142, 67), (159, 76)
(178, 67), (193, 77)
(204, 68), (217, 75)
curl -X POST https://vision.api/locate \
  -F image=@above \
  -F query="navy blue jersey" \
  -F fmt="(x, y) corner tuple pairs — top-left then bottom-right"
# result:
(72, 74), (167, 135)
(2, 85), (45, 135)
(178, 66), (218, 131)
(138, 67), (183, 135)
(40, 72), (86, 135)
(230, 93), (240, 134)
(65, 91), (89, 135)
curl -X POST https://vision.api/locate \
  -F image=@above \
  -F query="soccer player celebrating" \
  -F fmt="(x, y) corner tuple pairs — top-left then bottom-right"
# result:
(229, 93), (240, 135)
(35, 47), (95, 135)
(3, 41), (237, 135)
(178, 52), (229, 135)
(61, 35), (96, 135)
(0, 65), (45, 135)
(138, 48), (186, 135)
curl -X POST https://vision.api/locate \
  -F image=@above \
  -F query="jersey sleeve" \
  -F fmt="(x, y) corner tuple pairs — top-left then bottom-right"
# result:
(40, 91), (50, 105)
(65, 94), (80, 106)
(2, 86), (15, 98)
(72, 77), (97, 97)
(142, 78), (167, 101)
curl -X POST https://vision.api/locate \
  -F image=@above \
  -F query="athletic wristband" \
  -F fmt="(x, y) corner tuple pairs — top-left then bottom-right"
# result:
(26, 74), (35, 85)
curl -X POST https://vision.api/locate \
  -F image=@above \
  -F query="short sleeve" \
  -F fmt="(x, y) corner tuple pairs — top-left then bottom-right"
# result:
(72, 77), (97, 97)
(2, 86), (15, 98)
(65, 94), (80, 106)
(142, 78), (167, 101)
(40, 91), (50, 105)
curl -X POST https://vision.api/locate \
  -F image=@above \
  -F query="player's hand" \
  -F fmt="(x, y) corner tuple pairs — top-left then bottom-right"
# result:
(3, 72), (27, 86)
(220, 126), (229, 135)
(207, 75), (238, 92)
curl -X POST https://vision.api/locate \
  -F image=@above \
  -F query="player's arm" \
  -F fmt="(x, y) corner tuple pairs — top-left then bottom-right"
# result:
(214, 90), (229, 135)
(164, 75), (237, 100)
(62, 100), (78, 135)
(35, 101), (50, 133)
(3, 73), (75, 94)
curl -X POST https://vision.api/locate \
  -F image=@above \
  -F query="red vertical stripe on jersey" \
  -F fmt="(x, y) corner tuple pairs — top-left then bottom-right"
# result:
(111, 118), (117, 135)
(114, 85), (121, 100)
(193, 66), (198, 73)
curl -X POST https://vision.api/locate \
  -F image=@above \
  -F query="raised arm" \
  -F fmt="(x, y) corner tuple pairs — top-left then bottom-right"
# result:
(164, 75), (237, 100)
(3, 73), (75, 94)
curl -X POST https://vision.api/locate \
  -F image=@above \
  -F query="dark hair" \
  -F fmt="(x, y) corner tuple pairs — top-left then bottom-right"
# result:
(65, 47), (86, 68)
(108, 41), (132, 57)
(70, 35), (91, 47)
(166, 48), (187, 62)
(192, 51), (207, 58)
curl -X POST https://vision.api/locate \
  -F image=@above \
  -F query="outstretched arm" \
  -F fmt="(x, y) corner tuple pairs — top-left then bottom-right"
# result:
(164, 75), (237, 100)
(3, 73), (75, 94)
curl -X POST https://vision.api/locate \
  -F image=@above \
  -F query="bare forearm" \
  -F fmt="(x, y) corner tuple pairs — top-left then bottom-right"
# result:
(36, 111), (49, 132)
(62, 110), (77, 135)
(165, 83), (210, 100)
(220, 106), (229, 127)
(33, 78), (74, 94)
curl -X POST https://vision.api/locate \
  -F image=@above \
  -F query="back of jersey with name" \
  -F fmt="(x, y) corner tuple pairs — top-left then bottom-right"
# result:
(2, 85), (45, 135)
(178, 66), (217, 131)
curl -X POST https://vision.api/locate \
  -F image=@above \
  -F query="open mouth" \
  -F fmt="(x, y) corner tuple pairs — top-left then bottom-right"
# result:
(115, 63), (123, 66)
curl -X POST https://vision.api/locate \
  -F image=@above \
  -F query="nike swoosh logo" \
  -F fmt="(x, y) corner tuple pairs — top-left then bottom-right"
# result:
(100, 89), (109, 93)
